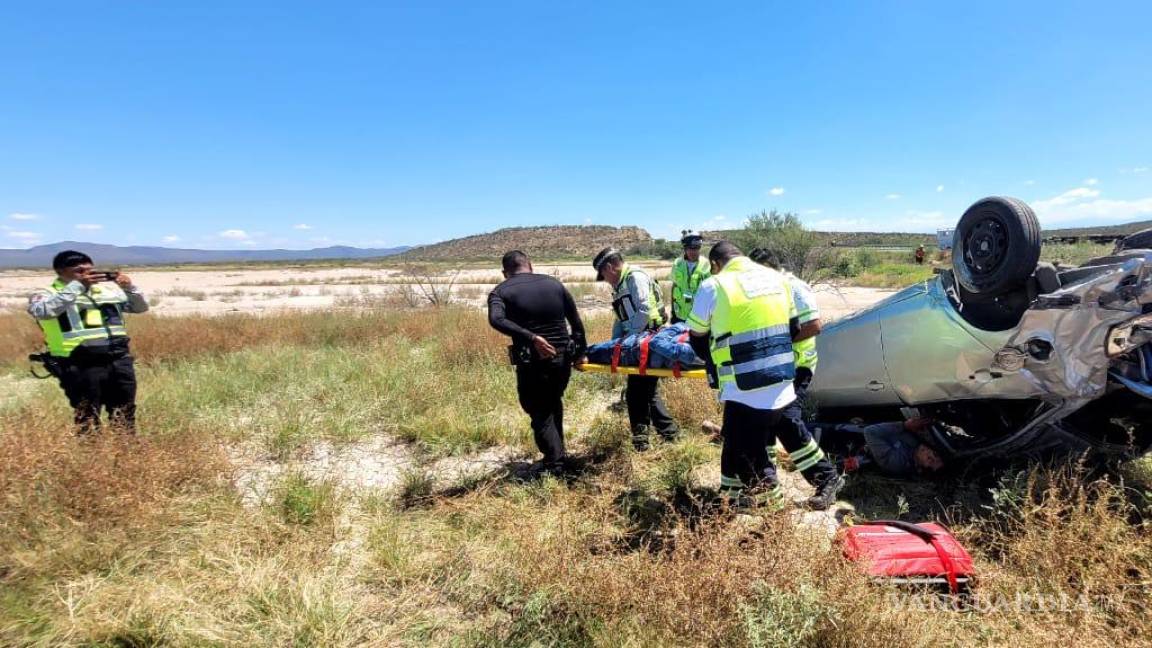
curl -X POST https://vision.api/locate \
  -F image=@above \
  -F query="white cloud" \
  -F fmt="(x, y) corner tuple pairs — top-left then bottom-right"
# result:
(219, 229), (249, 240)
(1024, 180), (1036, 186)
(1032, 186), (1152, 224)
(7, 231), (41, 240)
(810, 218), (869, 231)
(292, 223), (312, 230)
(75, 223), (103, 231)
(804, 209), (823, 215)
(1121, 167), (1149, 175)
(768, 187), (785, 196)
(1084, 178), (1099, 186)
(897, 210), (951, 229)
(162, 235), (181, 243)
(1033, 187), (1101, 209)
(885, 193), (902, 200)
(8, 212), (40, 221)
(936, 185), (944, 193)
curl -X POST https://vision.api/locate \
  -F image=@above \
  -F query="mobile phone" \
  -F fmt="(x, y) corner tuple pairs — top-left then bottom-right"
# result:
(90, 270), (121, 282)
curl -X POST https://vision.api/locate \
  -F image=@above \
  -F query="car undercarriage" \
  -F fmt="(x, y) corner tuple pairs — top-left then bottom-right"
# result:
(809, 197), (1152, 464)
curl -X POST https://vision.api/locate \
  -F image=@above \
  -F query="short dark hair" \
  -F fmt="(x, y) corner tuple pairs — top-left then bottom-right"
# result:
(708, 241), (742, 265)
(749, 247), (782, 270)
(501, 250), (531, 273)
(52, 250), (93, 270)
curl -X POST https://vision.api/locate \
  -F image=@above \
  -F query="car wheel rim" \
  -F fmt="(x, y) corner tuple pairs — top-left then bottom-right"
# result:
(964, 217), (1008, 278)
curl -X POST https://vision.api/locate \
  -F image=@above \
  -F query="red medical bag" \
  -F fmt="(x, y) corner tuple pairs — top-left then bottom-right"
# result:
(840, 520), (975, 594)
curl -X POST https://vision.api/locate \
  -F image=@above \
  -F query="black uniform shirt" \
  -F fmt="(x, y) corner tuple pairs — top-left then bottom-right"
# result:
(487, 273), (586, 356)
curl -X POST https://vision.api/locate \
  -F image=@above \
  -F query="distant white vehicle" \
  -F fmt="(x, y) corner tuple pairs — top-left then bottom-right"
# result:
(936, 228), (955, 250)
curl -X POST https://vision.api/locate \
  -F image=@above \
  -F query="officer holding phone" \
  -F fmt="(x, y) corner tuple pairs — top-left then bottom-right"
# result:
(27, 250), (149, 434)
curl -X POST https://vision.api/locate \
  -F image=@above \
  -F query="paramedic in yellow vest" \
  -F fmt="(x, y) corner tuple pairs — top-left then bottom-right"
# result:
(27, 250), (149, 434)
(670, 230), (710, 324)
(686, 242), (842, 511)
(592, 247), (679, 450)
(749, 248), (821, 396)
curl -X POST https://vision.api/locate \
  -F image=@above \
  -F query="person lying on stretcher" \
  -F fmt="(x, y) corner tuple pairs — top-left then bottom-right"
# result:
(584, 322), (706, 371)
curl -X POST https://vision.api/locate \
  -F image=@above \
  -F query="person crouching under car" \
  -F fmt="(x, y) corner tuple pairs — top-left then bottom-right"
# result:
(27, 250), (149, 434)
(810, 418), (949, 477)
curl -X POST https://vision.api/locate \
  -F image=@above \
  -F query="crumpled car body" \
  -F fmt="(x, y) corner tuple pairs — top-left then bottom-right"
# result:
(810, 249), (1152, 462)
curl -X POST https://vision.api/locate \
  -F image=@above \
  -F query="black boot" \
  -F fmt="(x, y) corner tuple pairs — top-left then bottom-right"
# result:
(632, 424), (652, 452)
(806, 474), (845, 511)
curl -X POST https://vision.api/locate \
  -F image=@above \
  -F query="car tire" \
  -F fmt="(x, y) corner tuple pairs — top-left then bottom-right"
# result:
(952, 196), (1041, 295)
(1116, 227), (1152, 252)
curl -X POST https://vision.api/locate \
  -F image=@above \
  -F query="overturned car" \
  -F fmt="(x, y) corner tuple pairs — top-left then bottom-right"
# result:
(810, 197), (1152, 463)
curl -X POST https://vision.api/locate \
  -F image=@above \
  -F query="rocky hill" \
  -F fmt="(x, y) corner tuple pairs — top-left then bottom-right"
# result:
(401, 225), (653, 261)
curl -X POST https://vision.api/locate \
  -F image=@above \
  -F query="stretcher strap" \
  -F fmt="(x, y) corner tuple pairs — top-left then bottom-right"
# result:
(928, 535), (961, 595)
(611, 340), (623, 374)
(638, 332), (653, 376)
(672, 330), (690, 379)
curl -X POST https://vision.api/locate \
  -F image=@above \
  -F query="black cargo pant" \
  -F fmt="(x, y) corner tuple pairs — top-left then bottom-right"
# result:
(778, 397), (839, 487)
(720, 398), (838, 495)
(57, 350), (137, 435)
(720, 400), (783, 496)
(625, 374), (679, 440)
(516, 360), (572, 467)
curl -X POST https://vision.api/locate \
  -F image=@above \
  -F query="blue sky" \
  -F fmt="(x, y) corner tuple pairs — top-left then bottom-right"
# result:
(1, 1), (1150, 250)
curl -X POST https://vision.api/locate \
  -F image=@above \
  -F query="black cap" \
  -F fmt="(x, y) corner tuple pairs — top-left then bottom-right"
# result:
(592, 247), (619, 281)
(52, 250), (93, 270)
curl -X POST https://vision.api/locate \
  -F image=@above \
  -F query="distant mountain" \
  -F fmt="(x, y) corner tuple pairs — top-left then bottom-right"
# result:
(0, 241), (410, 268)
(401, 225), (653, 261)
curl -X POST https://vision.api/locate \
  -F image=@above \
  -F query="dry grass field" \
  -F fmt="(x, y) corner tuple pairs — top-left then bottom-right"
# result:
(1, 302), (1151, 646)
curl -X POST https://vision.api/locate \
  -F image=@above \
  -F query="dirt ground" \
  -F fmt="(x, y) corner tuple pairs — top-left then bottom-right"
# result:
(0, 263), (895, 321)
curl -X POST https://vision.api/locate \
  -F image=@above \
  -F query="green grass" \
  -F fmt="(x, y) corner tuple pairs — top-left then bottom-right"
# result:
(1040, 241), (1113, 266)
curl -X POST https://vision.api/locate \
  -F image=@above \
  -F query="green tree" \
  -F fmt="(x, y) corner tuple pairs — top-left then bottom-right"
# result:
(731, 209), (834, 283)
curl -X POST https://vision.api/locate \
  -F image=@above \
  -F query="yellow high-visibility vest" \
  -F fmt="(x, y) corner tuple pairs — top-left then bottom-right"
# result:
(37, 281), (129, 357)
(708, 257), (795, 391)
(671, 256), (711, 321)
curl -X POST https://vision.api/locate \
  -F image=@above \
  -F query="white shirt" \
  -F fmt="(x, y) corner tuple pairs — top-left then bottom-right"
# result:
(688, 272), (796, 410)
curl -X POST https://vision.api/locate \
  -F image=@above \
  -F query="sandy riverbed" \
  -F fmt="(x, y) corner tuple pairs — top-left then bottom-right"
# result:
(1, 263), (895, 321)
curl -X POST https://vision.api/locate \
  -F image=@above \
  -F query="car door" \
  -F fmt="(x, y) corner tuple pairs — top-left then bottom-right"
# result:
(811, 309), (900, 407)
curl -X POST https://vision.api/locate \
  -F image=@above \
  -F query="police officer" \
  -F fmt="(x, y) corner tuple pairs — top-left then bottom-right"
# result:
(670, 230), (710, 324)
(686, 242), (842, 510)
(592, 247), (680, 450)
(488, 250), (587, 474)
(28, 250), (149, 434)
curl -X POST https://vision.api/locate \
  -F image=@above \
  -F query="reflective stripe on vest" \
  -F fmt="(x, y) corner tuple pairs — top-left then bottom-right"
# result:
(38, 281), (129, 357)
(794, 336), (818, 371)
(671, 256), (709, 320)
(710, 257), (795, 392)
(612, 265), (664, 327)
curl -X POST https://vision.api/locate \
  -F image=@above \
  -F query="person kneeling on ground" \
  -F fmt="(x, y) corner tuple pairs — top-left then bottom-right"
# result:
(487, 250), (587, 476)
(27, 250), (149, 434)
(810, 418), (948, 477)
